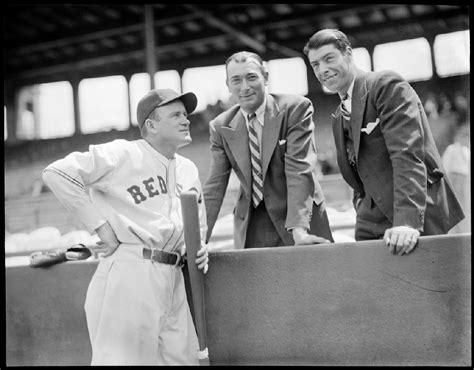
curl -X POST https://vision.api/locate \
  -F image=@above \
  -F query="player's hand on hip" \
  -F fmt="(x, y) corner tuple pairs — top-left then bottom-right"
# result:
(383, 226), (420, 256)
(94, 221), (121, 257)
(195, 244), (209, 274)
(292, 227), (330, 246)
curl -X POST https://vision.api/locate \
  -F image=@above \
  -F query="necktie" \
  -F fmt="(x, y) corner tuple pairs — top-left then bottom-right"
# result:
(247, 113), (263, 207)
(340, 93), (351, 121)
(340, 94), (357, 168)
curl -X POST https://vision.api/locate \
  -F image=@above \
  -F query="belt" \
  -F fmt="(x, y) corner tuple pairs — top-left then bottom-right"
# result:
(142, 248), (186, 267)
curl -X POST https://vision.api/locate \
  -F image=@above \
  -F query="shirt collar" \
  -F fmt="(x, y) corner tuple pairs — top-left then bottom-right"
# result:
(241, 95), (266, 126)
(339, 76), (356, 100)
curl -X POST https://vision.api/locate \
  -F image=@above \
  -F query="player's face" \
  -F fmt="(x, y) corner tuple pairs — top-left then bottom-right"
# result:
(226, 59), (267, 114)
(154, 100), (192, 148)
(307, 43), (354, 94)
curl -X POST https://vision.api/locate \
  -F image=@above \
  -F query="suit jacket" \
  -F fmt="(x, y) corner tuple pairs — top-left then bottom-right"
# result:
(204, 93), (329, 249)
(332, 68), (464, 234)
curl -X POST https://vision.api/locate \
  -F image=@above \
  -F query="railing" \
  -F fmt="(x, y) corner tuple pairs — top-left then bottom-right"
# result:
(5, 193), (78, 234)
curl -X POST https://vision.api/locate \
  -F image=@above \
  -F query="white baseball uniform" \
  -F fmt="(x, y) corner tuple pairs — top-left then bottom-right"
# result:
(42, 138), (207, 365)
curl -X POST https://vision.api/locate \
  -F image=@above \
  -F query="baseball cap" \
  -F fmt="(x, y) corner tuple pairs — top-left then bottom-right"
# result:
(137, 88), (198, 127)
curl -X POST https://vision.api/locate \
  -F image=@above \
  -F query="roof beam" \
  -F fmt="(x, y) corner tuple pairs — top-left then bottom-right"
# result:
(9, 12), (203, 55)
(181, 4), (267, 54)
(9, 34), (235, 80)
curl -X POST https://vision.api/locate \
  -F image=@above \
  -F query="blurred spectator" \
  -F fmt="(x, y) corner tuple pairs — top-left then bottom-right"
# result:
(442, 122), (470, 234)
(423, 92), (439, 120)
(190, 99), (229, 135)
(425, 92), (458, 156)
(437, 92), (454, 116)
(453, 92), (469, 125)
(317, 150), (338, 176)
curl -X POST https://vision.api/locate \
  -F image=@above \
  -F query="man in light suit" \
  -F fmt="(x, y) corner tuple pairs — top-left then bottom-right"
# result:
(303, 29), (465, 255)
(203, 51), (333, 249)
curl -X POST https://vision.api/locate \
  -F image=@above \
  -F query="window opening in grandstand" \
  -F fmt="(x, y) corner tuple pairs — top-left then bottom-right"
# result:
(267, 57), (308, 96)
(352, 47), (372, 72)
(16, 82), (75, 140)
(37, 82), (75, 139)
(79, 76), (129, 134)
(373, 37), (432, 82)
(182, 65), (230, 113)
(434, 30), (470, 77)
(130, 70), (181, 126)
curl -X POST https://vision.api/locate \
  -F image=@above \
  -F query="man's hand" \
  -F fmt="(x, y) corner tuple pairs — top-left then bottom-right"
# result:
(195, 244), (209, 274)
(94, 221), (120, 257)
(292, 227), (330, 246)
(383, 226), (420, 255)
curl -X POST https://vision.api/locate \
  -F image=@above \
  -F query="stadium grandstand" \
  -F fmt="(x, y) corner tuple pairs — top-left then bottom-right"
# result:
(4, 5), (471, 366)
(5, 4), (469, 246)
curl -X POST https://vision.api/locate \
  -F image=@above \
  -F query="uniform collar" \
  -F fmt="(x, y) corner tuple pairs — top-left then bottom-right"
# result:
(142, 139), (176, 164)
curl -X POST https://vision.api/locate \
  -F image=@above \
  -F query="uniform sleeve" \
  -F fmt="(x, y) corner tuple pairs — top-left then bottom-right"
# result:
(42, 143), (119, 233)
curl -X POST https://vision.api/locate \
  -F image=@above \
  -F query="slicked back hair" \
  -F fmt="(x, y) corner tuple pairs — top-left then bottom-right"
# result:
(303, 29), (351, 56)
(225, 51), (268, 80)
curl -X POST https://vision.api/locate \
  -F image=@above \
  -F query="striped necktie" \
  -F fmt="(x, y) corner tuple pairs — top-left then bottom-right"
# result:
(340, 93), (351, 121)
(247, 113), (263, 207)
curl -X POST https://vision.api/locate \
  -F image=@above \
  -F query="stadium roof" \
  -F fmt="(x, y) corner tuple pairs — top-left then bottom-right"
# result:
(4, 4), (469, 88)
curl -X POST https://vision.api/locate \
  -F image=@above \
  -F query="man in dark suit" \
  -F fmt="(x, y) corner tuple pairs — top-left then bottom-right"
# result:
(303, 29), (465, 255)
(203, 51), (333, 249)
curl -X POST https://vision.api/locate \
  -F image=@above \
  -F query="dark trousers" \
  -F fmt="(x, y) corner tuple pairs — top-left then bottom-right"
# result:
(309, 203), (334, 243)
(245, 201), (285, 249)
(355, 195), (392, 241)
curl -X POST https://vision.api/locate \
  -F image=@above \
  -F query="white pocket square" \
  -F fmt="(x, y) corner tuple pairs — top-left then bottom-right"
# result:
(361, 118), (380, 134)
(279, 139), (287, 145)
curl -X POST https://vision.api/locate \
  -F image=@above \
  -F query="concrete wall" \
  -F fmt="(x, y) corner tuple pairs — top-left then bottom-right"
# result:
(5, 234), (471, 366)
(203, 234), (471, 365)
(6, 261), (97, 366)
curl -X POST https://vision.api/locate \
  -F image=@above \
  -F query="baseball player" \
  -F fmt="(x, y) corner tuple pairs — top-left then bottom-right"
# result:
(42, 88), (209, 365)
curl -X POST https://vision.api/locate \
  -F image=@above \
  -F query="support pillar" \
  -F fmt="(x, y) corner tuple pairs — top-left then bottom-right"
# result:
(70, 77), (81, 136)
(4, 82), (19, 143)
(144, 5), (158, 89)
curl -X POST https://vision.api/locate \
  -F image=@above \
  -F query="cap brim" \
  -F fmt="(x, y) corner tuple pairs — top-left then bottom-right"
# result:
(179, 92), (198, 115)
(161, 92), (197, 115)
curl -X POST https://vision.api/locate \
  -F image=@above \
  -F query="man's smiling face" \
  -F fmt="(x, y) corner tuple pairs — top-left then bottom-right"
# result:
(226, 58), (267, 113)
(307, 43), (354, 94)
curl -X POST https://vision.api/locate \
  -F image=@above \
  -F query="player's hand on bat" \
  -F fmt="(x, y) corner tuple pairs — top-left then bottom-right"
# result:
(292, 227), (330, 246)
(196, 244), (209, 274)
(94, 221), (121, 257)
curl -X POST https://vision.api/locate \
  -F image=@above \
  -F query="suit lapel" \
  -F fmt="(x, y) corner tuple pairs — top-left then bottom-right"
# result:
(261, 94), (284, 181)
(221, 113), (252, 191)
(351, 69), (369, 160)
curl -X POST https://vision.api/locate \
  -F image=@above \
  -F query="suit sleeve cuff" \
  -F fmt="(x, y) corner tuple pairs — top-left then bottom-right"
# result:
(393, 208), (424, 232)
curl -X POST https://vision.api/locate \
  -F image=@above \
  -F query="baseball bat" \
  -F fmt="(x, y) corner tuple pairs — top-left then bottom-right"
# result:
(180, 191), (208, 355)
